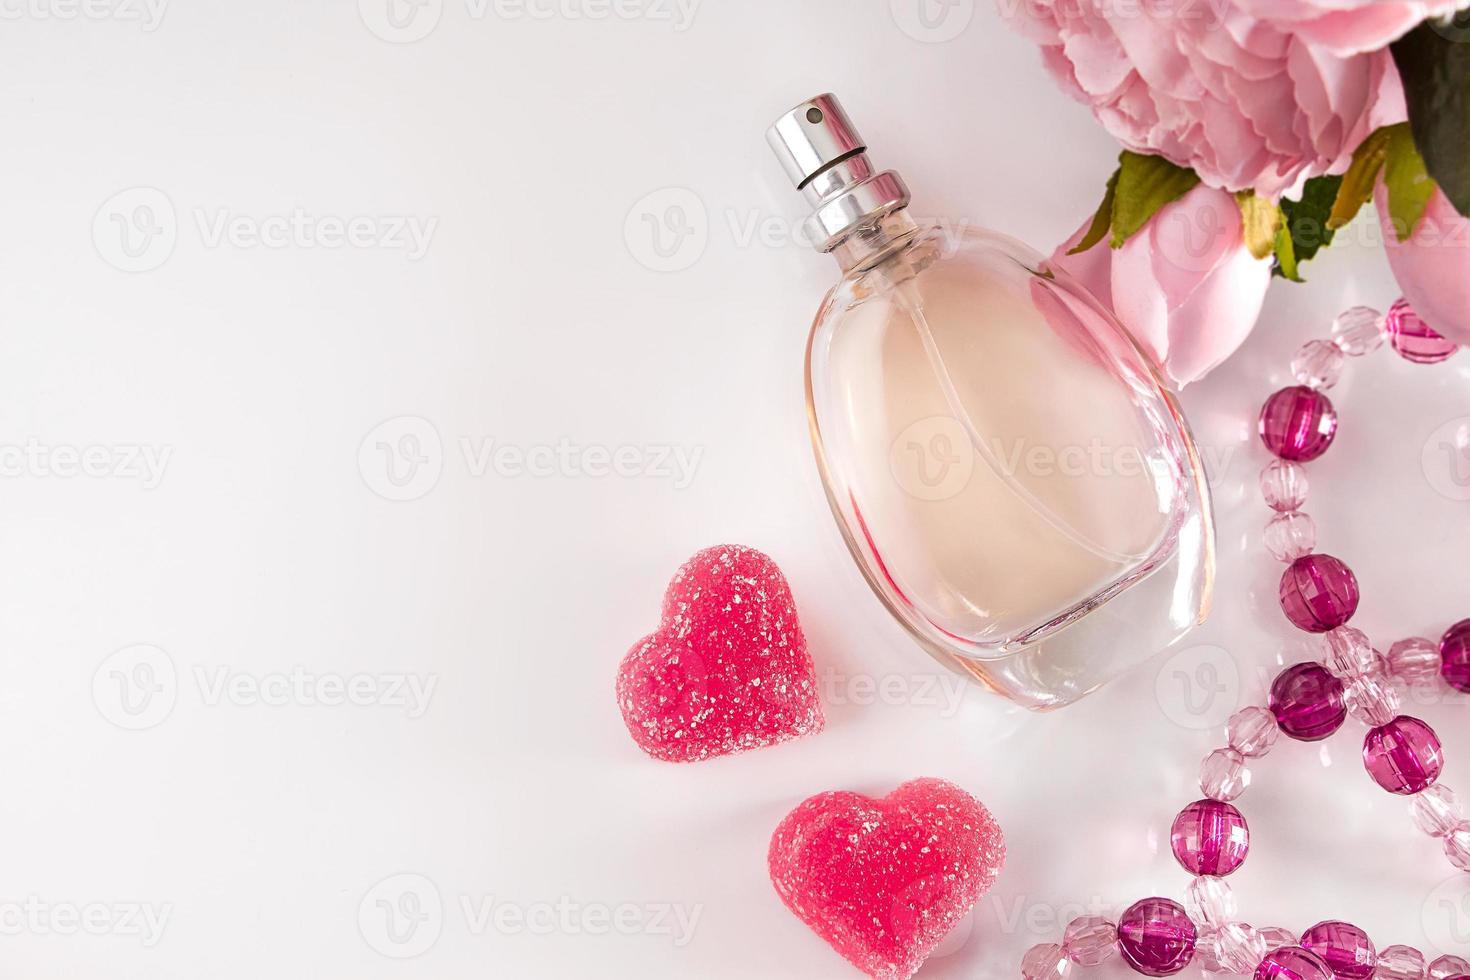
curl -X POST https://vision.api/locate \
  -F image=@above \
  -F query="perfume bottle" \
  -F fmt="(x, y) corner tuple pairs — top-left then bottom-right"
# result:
(768, 94), (1214, 709)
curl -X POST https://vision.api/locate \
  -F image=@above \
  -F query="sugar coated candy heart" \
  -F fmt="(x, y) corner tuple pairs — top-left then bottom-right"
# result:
(769, 777), (1005, 979)
(616, 544), (824, 762)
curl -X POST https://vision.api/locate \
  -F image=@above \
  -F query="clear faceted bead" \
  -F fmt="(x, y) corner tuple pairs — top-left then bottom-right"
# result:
(1186, 876), (1236, 929)
(1345, 673), (1400, 727)
(1324, 627), (1378, 679)
(1301, 921), (1377, 980)
(1332, 306), (1386, 356)
(1387, 298), (1459, 365)
(1201, 747), (1250, 801)
(1258, 927), (1299, 952)
(1430, 955), (1470, 980)
(1388, 637), (1443, 683)
(1062, 915), (1117, 966)
(1228, 707), (1280, 758)
(1259, 946), (1338, 980)
(1261, 460), (1310, 513)
(1412, 785), (1462, 837)
(1279, 554), (1360, 633)
(1260, 387), (1339, 462)
(1364, 717), (1444, 794)
(1265, 512), (1316, 562)
(1117, 898), (1198, 976)
(1444, 822), (1470, 872)
(1377, 945), (1427, 980)
(1195, 932), (1226, 974)
(1293, 339), (1347, 389)
(1022, 942), (1071, 980)
(1443, 620), (1470, 692)
(1216, 922), (1267, 975)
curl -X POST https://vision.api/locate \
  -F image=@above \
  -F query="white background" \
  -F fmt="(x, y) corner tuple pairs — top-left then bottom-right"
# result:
(2, 1), (1470, 977)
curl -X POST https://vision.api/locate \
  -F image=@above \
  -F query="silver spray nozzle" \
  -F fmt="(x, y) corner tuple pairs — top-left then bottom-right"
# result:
(766, 93), (910, 252)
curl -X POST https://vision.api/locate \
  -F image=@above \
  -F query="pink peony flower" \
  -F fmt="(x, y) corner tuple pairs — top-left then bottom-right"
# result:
(1376, 181), (1470, 346)
(1233, 0), (1470, 56)
(1005, 0), (1467, 197)
(1049, 184), (1271, 387)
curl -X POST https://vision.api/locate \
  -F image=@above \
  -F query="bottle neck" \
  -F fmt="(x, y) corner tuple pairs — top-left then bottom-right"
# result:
(831, 210), (920, 273)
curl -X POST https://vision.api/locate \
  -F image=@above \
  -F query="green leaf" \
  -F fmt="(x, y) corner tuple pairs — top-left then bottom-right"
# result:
(1392, 22), (1470, 218)
(1272, 220), (1303, 283)
(1383, 123), (1437, 242)
(1235, 191), (1282, 261)
(1277, 175), (1341, 273)
(1328, 127), (1393, 230)
(1067, 168), (1119, 255)
(1109, 151), (1200, 248)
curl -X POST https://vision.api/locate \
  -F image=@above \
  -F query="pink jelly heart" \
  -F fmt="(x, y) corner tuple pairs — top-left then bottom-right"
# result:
(769, 778), (1005, 980)
(616, 544), (824, 762)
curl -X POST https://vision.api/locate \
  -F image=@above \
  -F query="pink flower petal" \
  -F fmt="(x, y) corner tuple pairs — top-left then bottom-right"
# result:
(1378, 182), (1470, 346)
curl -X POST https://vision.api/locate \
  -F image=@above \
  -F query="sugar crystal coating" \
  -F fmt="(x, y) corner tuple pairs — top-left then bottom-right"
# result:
(768, 777), (1005, 980)
(616, 545), (823, 762)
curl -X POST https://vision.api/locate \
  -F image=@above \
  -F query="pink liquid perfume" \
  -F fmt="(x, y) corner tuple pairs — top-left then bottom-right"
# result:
(768, 94), (1215, 709)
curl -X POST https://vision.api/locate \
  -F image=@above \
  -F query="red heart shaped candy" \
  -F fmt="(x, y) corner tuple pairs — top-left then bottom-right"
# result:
(616, 545), (824, 762)
(769, 777), (1005, 979)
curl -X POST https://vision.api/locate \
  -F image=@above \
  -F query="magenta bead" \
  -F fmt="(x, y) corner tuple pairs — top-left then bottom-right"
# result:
(1440, 620), (1470, 693)
(1279, 554), (1360, 633)
(1117, 898), (1197, 977)
(1387, 298), (1459, 365)
(1256, 946), (1335, 980)
(1260, 386), (1338, 462)
(1171, 799), (1250, 876)
(1300, 921), (1376, 980)
(1364, 716), (1444, 795)
(1269, 663), (1346, 741)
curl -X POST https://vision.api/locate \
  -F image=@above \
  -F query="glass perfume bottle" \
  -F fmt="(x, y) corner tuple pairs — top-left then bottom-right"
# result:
(768, 94), (1214, 709)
